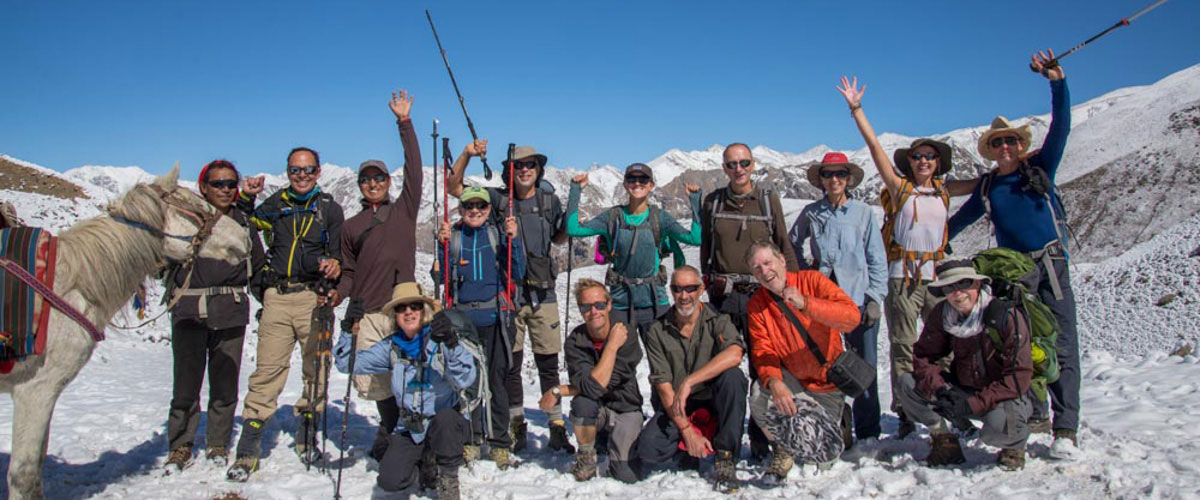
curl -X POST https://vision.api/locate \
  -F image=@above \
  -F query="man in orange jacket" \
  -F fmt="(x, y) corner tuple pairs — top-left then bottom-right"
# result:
(745, 242), (861, 482)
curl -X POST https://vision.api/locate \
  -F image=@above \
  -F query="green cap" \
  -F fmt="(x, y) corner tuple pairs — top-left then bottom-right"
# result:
(460, 186), (491, 204)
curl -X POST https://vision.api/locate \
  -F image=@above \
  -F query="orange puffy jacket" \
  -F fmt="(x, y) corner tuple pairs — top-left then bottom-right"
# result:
(747, 270), (861, 394)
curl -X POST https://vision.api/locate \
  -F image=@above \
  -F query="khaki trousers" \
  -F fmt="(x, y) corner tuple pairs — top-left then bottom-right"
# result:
(242, 288), (327, 421)
(885, 278), (938, 413)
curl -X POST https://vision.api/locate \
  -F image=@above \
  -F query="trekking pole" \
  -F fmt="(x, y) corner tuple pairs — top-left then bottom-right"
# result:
(562, 236), (572, 338)
(442, 137), (454, 308)
(506, 143), (516, 305)
(318, 280), (336, 474)
(432, 119), (441, 301)
(1031, 0), (1171, 71)
(333, 298), (362, 500)
(426, 9), (493, 180)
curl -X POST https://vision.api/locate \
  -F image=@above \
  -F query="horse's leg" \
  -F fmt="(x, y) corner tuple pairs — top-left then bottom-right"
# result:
(8, 376), (65, 500)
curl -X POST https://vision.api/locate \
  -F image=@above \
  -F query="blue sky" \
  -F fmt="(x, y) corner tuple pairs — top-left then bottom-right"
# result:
(2, 0), (1198, 179)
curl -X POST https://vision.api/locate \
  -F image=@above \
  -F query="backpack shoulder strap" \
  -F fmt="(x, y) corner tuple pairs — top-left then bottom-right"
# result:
(980, 171), (997, 220)
(760, 188), (775, 239)
(932, 179), (951, 208)
(487, 224), (501, 257)
(648, 205), (663, 250)
(352, 205), (390, 253)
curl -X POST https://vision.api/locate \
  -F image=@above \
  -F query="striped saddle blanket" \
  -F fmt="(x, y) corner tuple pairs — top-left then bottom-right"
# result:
(1, 227), (57, 371)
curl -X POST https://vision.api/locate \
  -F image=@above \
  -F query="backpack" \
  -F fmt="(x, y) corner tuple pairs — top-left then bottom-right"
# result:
(879, 179), (951, 283)
(978, 159), (1073, 254)
(708, 186), (777, 241)
(428, 310), (491, 424)
(444, 223), (518, 302)
(490, 185), (560, 289)
(972, 247), (1061, 402)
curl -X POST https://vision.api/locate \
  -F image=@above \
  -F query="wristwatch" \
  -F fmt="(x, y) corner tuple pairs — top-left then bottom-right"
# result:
(551, 386), (562, 397)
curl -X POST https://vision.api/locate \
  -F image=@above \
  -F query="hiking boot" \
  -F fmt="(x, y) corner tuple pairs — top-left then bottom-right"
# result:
(896, 413), (917, 440)
(437, 466), (461, 500)
(840, 403), (854, 449)
(712, 450), (739, 493)
(205, 446), (229, 467)
(749, 435), (771, 463)
(925, 433), (966, 467)
(571, 447), (598, 481)
(164, 445), (193, 475)
(1028, 416), (1052, 434)
(998, 447), (1026, 471)
(420, 447), (438, 490)
(228, 419), (266, 482)
(489, 446), (515, 470)
(510, 416), (528, 453)
(548, 421), (576, 454)
(225, 455), (259, 482)
(765, 451), (793, 482)
(1049, 429), (1080, 461)
(463, 444), (480, 464)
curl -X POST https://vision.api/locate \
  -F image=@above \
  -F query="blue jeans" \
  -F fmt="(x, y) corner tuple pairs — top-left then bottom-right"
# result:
(845, 309), (881, 440)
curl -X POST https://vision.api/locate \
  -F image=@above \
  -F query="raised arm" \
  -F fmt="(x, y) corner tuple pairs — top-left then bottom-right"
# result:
(1030, 49), (1070, 180)
(391, 89), (424, 218)
(838, 76), (903, 196)
(446, 139), (488, 198)
(565, 175), (609, 238)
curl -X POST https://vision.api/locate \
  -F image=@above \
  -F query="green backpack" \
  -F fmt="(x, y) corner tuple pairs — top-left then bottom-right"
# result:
(972, 248), (1061, 402)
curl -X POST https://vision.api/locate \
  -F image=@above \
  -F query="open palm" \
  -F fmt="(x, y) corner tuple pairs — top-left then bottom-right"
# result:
(837, 76), (867, 108)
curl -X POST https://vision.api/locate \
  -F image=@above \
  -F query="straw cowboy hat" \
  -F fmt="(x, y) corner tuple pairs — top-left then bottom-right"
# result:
(927, 260), (991, 297)
(380, 282), (441, 323)
(806, 152), (865, 189)
(893, 138), (953, 179)
(977, 116), (1033, 161)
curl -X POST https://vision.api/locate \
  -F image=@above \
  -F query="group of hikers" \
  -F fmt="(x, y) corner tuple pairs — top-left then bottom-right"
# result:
(148, 50), (1081, 499)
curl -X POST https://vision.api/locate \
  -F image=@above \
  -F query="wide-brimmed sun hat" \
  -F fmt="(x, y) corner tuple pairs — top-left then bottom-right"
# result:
(380, 282), (441, 322)
(928, 260), (991, 297)
(893, 138), (953, 179)
(976, 116), (1033, 161)
(806, 152), (865, 189)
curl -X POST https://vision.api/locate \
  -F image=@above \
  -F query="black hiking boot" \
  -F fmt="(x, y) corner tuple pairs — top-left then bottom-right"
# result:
(998, 447), (1026, 471)
(548, 421), (576, 454)
(227, 418), (266, 482)
(295, 411), (322, 466)
(925, 432), (966, 467)
(437, 465), (461, 500)
(840, 403), (854, 449)
(571, 447), (598, 481)
(896, 412), (917, 440)
(420, 447), (438, 490)
(712, 450), (740, 494)
(510, 416), (528, 453)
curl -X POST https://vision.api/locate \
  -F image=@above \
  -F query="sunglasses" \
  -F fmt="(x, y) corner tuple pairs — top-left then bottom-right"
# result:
(930, 279), (974, 297)
(989, 136), (1021, 148)
(624, 175), (652, 185)
(207, 179), (239, 190)
(462, 201), (490, 210)
(670, 284), (701, 294)
(358, 173), (389, 184)
(819, 169), (850, 179)
(723, 159), (752, 170)
(909, 152), (940, 162)
(287, 165), (319, 176)
(511, 160), (539, 171)
(393, 302), (425, 313)
(577, 300), (609, 313)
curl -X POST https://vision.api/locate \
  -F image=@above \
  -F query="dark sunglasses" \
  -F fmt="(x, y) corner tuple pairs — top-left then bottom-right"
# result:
(624, 175), (652, 185)
(819, 169), (850, 179)
(287, 165), (319, 176)
(930, 279), (974, 297)
(723, 159), (752, 170)
(393, 302), (425, 313)
(358, 173), (389, 184)
(989, 136), (1021, 148)
(207, 179), (239, 190)
(577, 300), (609, 313)
(511, 160), (539, 171)
(909, 152), (940, 162)
(670, 284), (701, 294)
(462, 201), (490, 210)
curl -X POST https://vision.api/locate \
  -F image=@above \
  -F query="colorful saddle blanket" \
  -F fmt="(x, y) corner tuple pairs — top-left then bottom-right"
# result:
(1, 227), (57, 370)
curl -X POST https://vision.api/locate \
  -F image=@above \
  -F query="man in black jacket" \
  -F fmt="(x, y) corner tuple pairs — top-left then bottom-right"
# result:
(539, 278), (642, 483)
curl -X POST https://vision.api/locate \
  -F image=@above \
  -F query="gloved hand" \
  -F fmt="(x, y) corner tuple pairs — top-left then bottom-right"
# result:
(430, 312), (459, 348)
(933, 386), (976, 422)
(862, 299), (882, 327)
(340, 297), (364, 333)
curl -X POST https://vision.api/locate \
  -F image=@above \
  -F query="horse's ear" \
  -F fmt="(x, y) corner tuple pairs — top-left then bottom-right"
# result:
(157, 162), (181, 189)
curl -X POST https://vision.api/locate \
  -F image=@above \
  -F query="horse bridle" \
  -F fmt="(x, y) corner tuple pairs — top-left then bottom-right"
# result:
(109, 183), (222, 262)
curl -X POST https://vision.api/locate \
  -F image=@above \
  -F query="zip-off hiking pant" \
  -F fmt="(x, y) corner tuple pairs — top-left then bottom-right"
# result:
(1038, 257), (1081, 432)
(166, 321), (245, 452)
(242, 288), (327, 422)
(845, 308), (882, 440)
(508, 301), (563, 423)
(885, 278), (938, 414)
(570, 396), (643, 483)
(636, 368), (747, 468)
(377, 408), (467, 492)
(896, 373), (1032, 449)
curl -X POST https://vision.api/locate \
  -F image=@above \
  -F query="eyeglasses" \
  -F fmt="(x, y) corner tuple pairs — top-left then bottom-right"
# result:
(358, 173), (389, 184)
(207, 179), (239, 190)
(723, 159), (752, 170)
(624, 175), (652, 185)
(930, 279), (974, 297)
(909, 152), (940, 162)
(511, 160), (539, 171)
(393, 302), (425, 313)
(819, 170), (850, 179)
(462, 201), (490, 210)
(577, 300), (609, 313)
(670, 284), (701, 294)
(989, 136), (1021, 149)
(287, 165), (319, 176)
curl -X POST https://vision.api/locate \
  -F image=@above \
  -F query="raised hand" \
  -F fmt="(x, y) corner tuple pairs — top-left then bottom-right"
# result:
(1031, 49), (1064, 81)
(242, 176), (265, 196)
(463, 139), (488, 158)
(836, 76), (867, 109)
(607, 322), (628, 349)
(685, 183), (700, 194)
(389, 89), (413, 121)
(572, 173), (589, 189)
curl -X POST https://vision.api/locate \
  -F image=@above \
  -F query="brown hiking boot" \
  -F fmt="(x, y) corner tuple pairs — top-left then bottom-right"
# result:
(765, 452), (794, 483)
(1028, 417), (1052, 434)
(489, 446), (515, 470)
(571, 447), (598, 481)
(437, 467), (461, 500)
(998, 447), (1025, 471)
(205, 446), (229, 467)
(925, 433), (966, 467)
(463, 444), (480, 464)
(712, 450), (739, 493)
(164, 445), (193, 474)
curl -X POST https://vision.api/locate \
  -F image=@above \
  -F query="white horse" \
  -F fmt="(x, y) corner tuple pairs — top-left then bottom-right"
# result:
(0, 167), (250, 500)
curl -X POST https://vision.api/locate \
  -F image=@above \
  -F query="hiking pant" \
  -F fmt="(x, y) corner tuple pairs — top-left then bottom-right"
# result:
(748, 370), (845, 453)
(637, 368), (747, 467)
(885, 278), (938, 414)
(1037, 257), (1081, 432)
(243, 288), (326, 422)
(377, 408), (467, 492)
(371, 397), (400, 461)
(846, 310), (882, 440)
(469, 323), (512, 449)
(166, 321), (245, 451)
(896, 373), (1031, 449)
(570, 396), (643, 483)
(507, 301), (563, 423)
(710, 289), (771, 455)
